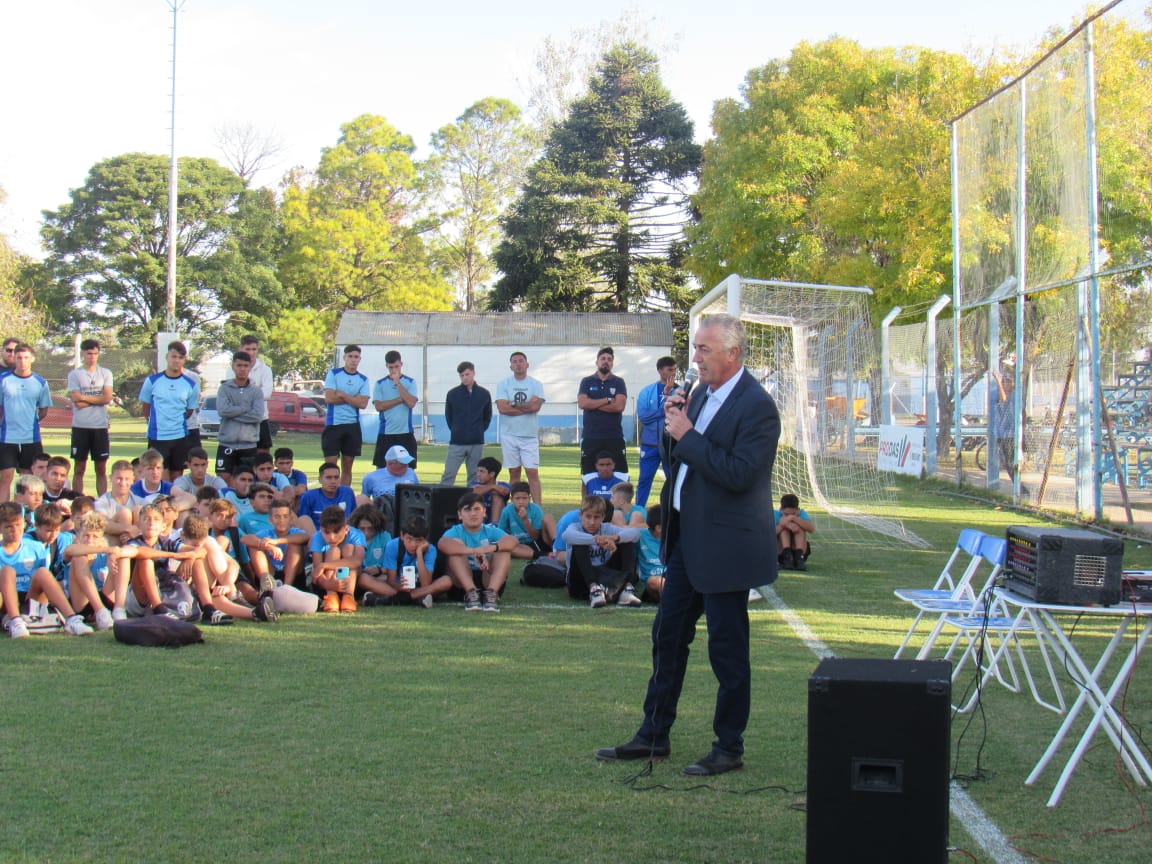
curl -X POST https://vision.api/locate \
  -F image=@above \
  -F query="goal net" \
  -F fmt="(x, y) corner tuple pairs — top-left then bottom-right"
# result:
(693, 276), (927, 548)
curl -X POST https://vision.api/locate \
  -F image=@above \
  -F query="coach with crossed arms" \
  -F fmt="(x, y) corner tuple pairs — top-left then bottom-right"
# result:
(597, 314), (780, 776)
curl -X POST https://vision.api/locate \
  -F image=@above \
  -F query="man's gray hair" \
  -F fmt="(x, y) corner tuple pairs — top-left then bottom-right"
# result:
(699, 314), (746, 357)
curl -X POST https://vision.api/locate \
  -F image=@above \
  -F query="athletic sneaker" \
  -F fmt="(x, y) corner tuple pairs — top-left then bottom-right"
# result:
(64, 614), (94, 636)
(94, 608), (115, 631)
(111, 607), (128, 622)
(463, 588), (482, 611)
(259, 571), (277, 596)
(201, 607), (234, 626)
(8, 617), (30, 639)
(748, 588), (764, 602)
(361, 591), (386, 608)
(481, 588), (500, 612)
(152, 604), (181, 619)
(253, 593), (278, 623)
(420, 593), (434, 609)
(589, 584), (607, 609)
(617, 585), (642, 607)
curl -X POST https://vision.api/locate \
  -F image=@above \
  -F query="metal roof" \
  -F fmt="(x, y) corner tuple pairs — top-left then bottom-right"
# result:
(336, 311), (674, 347)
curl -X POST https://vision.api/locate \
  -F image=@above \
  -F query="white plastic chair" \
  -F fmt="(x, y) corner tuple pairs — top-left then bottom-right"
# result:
(893, 528), (987, 659)
(941, 534), (1065, 715)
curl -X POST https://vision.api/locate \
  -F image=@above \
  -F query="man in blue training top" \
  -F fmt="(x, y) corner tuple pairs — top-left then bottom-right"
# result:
(371, 350), (420, 470)
(635, 356), (678, 507)
(138, 341), (200, 481)
(323, 344), (370, 488)
(0, 343), (52, 503)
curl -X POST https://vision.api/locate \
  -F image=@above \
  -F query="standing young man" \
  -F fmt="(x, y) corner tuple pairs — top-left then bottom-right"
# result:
(495, 351), (546, 504)
(577, 347), (628, 491)
(323, 344), (370, 488)
(634, 356), (678, 508)
(216, 351), (265, 483)
(237, 335), (275, 454)
(439, 361), (492, 487)
(0, 343), (52, 503)
(138, 341), (200, 481)
(67, 338), (115, 496)
(371, 350), (420, 470)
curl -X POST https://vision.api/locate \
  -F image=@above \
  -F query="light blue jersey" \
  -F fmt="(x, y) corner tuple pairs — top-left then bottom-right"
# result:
(372, 375), (417, 434)
(324, 367), (369, 426)
(0, 372), (52, 444)
(0, 536), (49, 592)
(440, 523), (507, 569)
(139, 371), (199, 441)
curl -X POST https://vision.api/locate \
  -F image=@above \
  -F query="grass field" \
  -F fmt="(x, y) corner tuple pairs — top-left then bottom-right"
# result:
(7, 420), (1152, 862)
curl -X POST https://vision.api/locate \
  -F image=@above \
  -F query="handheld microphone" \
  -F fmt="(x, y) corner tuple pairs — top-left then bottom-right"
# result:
(680, 368), (699, 400)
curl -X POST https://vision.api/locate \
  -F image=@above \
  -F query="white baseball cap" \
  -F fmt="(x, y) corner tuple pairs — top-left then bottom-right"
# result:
(385, 445), (414, 464)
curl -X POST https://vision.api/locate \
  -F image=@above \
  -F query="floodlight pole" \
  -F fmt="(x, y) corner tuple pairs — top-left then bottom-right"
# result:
(1082, 23), (1104, 519)
(165, 1), (184, 337)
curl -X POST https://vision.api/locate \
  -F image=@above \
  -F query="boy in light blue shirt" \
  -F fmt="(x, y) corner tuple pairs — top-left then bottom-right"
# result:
(637, 503), (666, 602)
(437, 492), (518, 612)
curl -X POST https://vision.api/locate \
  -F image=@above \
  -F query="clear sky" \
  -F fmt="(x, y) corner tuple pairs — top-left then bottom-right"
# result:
(0, 0), (1109, 255)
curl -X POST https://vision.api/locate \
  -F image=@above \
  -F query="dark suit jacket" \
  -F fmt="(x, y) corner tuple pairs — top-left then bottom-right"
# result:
(660, 368), (780, 593)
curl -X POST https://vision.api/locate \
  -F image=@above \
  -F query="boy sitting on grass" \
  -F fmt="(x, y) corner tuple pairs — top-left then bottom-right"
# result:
(362, 515), (448, 608)
(470, 456), (511, 524)
(497, 481), (556, 559)
(13, 475), (45, 532)
(561, 495), (642, 609)
(0, 502), (93, 638)
(174, 514), (276, 624)
(310, 504), (366, 613)
(582, 451), (628, 505)
(637, 503), (666, 602)
(775, 493), (815, 572)
(62, 511), (122, 626)
(243, 499), (308, 589)
(94, 460), (145, 540)
(437, 491), (518, 612)
(609, 482), (646, 529)
(349, 504), (392, 580)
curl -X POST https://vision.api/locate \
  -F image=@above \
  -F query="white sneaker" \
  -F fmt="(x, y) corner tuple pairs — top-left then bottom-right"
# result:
(64, 614), (94, 636)
(94, 608), (115, 631)
(420, 593), (434, 609)
(111, 607), (128, 622)
(617, 585), (642, 607)
(8, 617), (30, 639)
(748, 588), (764, 602)
(589, 584), (607, 609)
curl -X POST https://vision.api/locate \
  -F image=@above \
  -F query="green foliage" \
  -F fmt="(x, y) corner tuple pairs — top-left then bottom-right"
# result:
(278, 114), (452, 313)
(688, 39), (1001, 319)
(40, 153), (286, 342)
(265, 307), (339, 381)
(491, 42), (701, 312)
(427, 98), (535, 311)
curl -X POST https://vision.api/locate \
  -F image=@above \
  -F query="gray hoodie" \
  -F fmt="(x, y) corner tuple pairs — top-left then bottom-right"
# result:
(217, 378), (265, 448)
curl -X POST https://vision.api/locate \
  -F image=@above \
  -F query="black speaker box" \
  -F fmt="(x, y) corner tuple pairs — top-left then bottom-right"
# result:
(394, 484), (469, 545)
(806, 658), (951, 864)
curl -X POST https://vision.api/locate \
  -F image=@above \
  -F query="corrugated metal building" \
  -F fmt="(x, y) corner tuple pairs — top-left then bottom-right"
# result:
(334, 311), (675, 444)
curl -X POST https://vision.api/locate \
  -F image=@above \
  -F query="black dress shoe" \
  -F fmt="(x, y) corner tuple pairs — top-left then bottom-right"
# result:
(595, 736), (670, 761)
(682, 750), (744, 776)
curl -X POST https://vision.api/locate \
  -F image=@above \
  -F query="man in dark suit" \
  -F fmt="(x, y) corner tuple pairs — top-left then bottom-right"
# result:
(596, 314), (780, 776)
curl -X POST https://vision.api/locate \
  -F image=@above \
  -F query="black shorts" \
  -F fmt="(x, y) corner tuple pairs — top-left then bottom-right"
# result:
(0, 442), (39, 472)
(321, 423), (362, 459)
(373, 432), (418, 468)
(257, 419), (273, 451)
(148, 438), (193, 474)
(216, 445), (259, 476)
(71, 427), (111, 462)
(580, 437), (628, 475)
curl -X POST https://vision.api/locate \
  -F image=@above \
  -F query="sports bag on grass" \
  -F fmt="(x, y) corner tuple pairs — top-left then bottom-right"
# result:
(113, 616), (204, 648)
(521, 555), (567, 588)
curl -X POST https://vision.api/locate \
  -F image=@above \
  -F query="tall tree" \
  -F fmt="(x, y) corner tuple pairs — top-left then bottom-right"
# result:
(427, 98), (534, 311)
(40, 153), (286, 343)
(687, 39), (1000, 316)
(278, 114), (452, 313)
(491, 43), (701, 312)
(0, 185), (47, 344)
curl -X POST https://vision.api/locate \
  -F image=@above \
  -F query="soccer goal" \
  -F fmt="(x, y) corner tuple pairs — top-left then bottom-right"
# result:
(692, 275), (928, 548)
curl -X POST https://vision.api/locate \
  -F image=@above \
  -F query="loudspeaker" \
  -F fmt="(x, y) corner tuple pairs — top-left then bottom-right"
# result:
(394, 484), (468, 545)
(806, 658), (951, 864)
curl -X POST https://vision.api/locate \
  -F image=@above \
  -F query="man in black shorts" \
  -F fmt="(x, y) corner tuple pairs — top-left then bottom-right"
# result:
(577, 346), (629, 492)
(322, 345), (370, 487)
(67, 338), (114, 496)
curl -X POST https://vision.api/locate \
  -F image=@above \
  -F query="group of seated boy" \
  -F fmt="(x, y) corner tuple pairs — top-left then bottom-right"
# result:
(3, 441), (815, 637)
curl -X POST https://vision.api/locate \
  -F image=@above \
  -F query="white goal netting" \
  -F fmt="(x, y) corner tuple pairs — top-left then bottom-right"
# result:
(694, 277), (928, 548)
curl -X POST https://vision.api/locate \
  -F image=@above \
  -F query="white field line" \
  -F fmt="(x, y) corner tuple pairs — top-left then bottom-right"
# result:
(759, 585), (1027, 864)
